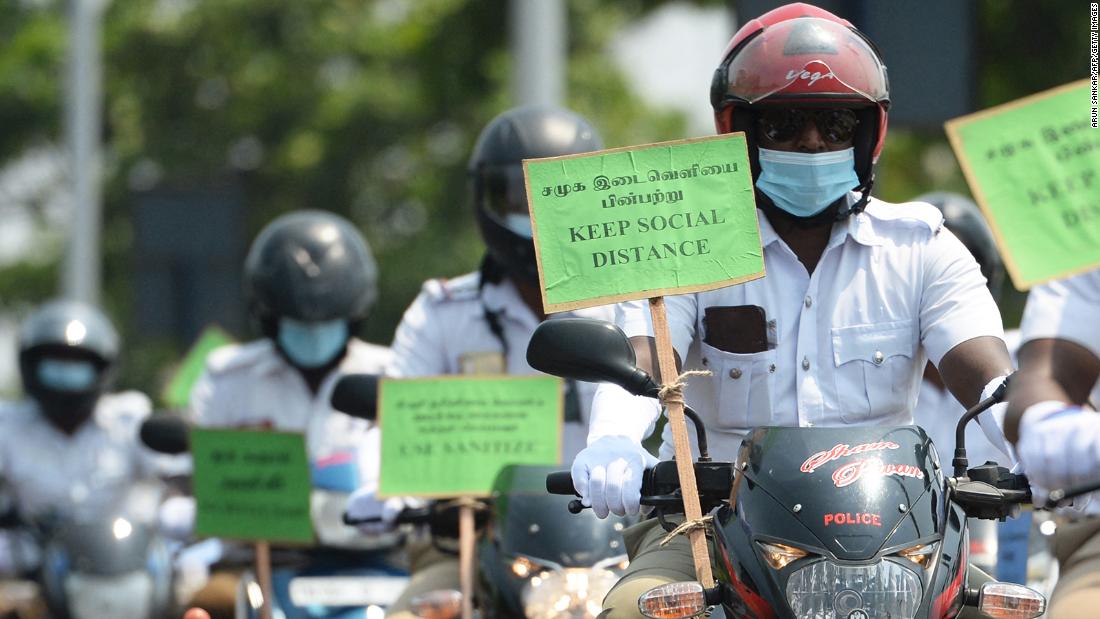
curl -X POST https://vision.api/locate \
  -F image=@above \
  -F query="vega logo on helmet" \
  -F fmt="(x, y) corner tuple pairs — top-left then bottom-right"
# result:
(784, 61), (837, 88)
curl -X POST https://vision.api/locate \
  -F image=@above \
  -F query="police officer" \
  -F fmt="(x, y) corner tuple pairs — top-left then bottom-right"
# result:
(0, 300), (164, 574)
(184, 210), (392, 617)
(568, 5), (1017, 617)
(1007, 268), (1100, 618)
(346, 105), (614, 618)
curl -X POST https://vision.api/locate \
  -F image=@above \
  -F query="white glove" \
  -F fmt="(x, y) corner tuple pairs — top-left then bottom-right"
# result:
(1017, 401), (1100, 515)
(344, 487), (424, 535)
(571, 435), (658, 518)
(158, 496), (197, 540)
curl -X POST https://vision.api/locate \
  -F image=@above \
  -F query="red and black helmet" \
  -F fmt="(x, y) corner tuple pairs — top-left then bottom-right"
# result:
(710, 3), (889, 186)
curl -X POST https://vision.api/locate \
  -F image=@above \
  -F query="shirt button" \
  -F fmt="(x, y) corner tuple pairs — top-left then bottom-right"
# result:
(729, 368), (742, 379)
(769, 363), (776, 373)
(804, 296), (812, 308)
(873, 351), (885, 365)
(802, 357), (810, 370)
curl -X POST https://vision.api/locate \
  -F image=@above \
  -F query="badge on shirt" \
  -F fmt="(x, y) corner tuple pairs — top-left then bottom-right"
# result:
(458, 351), (506, 375)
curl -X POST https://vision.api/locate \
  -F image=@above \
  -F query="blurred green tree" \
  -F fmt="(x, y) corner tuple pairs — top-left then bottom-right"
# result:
(0, 0), (1089, 396)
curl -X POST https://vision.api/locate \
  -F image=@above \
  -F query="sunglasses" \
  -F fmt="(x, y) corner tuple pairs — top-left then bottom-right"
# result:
(757, 108), (860, 144)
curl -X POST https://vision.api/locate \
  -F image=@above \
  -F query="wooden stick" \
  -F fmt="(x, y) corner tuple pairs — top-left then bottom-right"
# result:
(648, 297), (714, 586)
(254, 541), (273, 619)
(459, 503), (476, 619)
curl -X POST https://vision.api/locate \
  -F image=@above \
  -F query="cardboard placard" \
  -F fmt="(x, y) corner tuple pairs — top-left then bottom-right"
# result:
(162, 325), (234, 408)
(378, 376), (562, 497)
(191, 428), (314, 544)
(945, 79), (1100, 290)
(524, 133), (764, 313)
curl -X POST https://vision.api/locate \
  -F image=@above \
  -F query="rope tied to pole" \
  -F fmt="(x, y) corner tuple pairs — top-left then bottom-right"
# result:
(657, 370), (713, 408)
(660, 514), (714, 546)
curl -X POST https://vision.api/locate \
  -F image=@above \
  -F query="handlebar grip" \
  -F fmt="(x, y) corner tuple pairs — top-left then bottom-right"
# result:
(546, 471), (579, 496)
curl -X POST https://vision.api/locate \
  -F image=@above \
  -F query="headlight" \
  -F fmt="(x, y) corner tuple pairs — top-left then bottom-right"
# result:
(521, 568), (620, 619)
(785, 559), (922, 619)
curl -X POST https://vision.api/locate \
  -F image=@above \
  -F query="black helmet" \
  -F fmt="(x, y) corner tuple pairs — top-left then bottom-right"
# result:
(468, 105), (603, 284)
(18, 300), (119, 423)
(916, 192), (1005, 298)
(244, 210), (379, 336)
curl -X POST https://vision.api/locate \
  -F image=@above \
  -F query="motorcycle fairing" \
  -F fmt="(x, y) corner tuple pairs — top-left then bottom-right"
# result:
(732, 426), (942, 561)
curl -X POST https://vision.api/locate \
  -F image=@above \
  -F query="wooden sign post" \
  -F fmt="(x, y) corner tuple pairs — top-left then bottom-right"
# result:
(523, 132), (765, 585)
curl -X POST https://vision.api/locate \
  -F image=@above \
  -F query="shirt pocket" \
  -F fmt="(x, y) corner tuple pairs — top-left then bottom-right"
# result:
(831, 320), (917, 423)
(698, 341), (776, 431)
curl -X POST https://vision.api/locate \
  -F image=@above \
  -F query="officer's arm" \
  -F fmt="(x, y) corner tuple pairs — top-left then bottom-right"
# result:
(1004, 338), (1100, 443)
(938, 336), (1014, 409)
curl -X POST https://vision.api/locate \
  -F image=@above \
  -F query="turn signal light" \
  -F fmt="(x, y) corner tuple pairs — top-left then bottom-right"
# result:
(410, 589), (463, 619)
(896, 542), (938, 570)
(757, 541), (808, 570)
(638, 582), (707, 619)
(978, 582), (1046, 619)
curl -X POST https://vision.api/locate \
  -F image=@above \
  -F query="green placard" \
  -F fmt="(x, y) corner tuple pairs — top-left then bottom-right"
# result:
(524, 133), (764, 313)
(946, 79), (1100, 290)
(162, 325), (234, 408)
(378, 376), (563, 498)
(191, 428), (314, 544)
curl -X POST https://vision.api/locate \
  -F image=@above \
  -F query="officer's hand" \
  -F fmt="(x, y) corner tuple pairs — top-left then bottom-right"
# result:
(571, 435), (658, 518)
(183, 609), (211, 619)
(344, 488), (423, 535)
(1017, 402), (1100, 513)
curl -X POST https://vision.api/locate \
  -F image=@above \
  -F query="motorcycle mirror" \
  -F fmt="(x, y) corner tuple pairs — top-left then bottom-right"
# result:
(526, 319), (660, 397)
(139, 415), (190, 454)
(330, 373), (380, 421)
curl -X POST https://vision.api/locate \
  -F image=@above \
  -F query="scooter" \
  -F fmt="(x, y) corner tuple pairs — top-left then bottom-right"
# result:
(139, 415), (408, 619)
(332, 374), (635, 619)
(530, 317), (1048, 619)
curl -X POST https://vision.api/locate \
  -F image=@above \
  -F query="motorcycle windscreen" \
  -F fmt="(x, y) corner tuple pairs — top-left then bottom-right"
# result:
(489, 465), (633, 567)
(736, 426), (942, 560)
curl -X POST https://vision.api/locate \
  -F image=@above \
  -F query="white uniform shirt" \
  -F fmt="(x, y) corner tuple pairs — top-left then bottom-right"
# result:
(591, 196), (1004, 460)
(389, 271), (616, 462)
(188, 338), (391, 491)
(0, 391), (159, 522)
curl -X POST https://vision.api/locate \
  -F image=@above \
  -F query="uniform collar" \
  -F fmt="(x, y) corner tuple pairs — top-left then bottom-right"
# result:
(757, 193), (886, 251)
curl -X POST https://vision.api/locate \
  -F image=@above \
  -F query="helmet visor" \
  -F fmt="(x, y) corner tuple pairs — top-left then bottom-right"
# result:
(722, 17), (888, 105)
(477, 164), (533, 239)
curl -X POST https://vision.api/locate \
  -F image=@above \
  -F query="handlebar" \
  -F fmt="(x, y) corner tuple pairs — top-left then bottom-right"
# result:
(546, 461), (735, 514)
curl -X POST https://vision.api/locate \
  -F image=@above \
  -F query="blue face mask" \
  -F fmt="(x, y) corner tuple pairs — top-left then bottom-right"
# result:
(755, 147), (860, 218)
(37, 359), (98, 392)
(503, 213), (533, 239)
(277, 318), (349, 369)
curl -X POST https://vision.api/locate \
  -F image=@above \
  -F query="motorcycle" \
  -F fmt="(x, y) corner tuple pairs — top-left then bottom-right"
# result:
(332, 374), (635, 619)
(0, 482), (175, 619)
(139, 415), (408, 619)
(530, 317), (1047, 619)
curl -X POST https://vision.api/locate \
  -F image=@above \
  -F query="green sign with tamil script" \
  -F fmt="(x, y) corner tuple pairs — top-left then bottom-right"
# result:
(524, 133), (764, 313)
(378, 376), (562, 497)
(946, 80), (1100, 289)
(191, 428), (314, 544)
